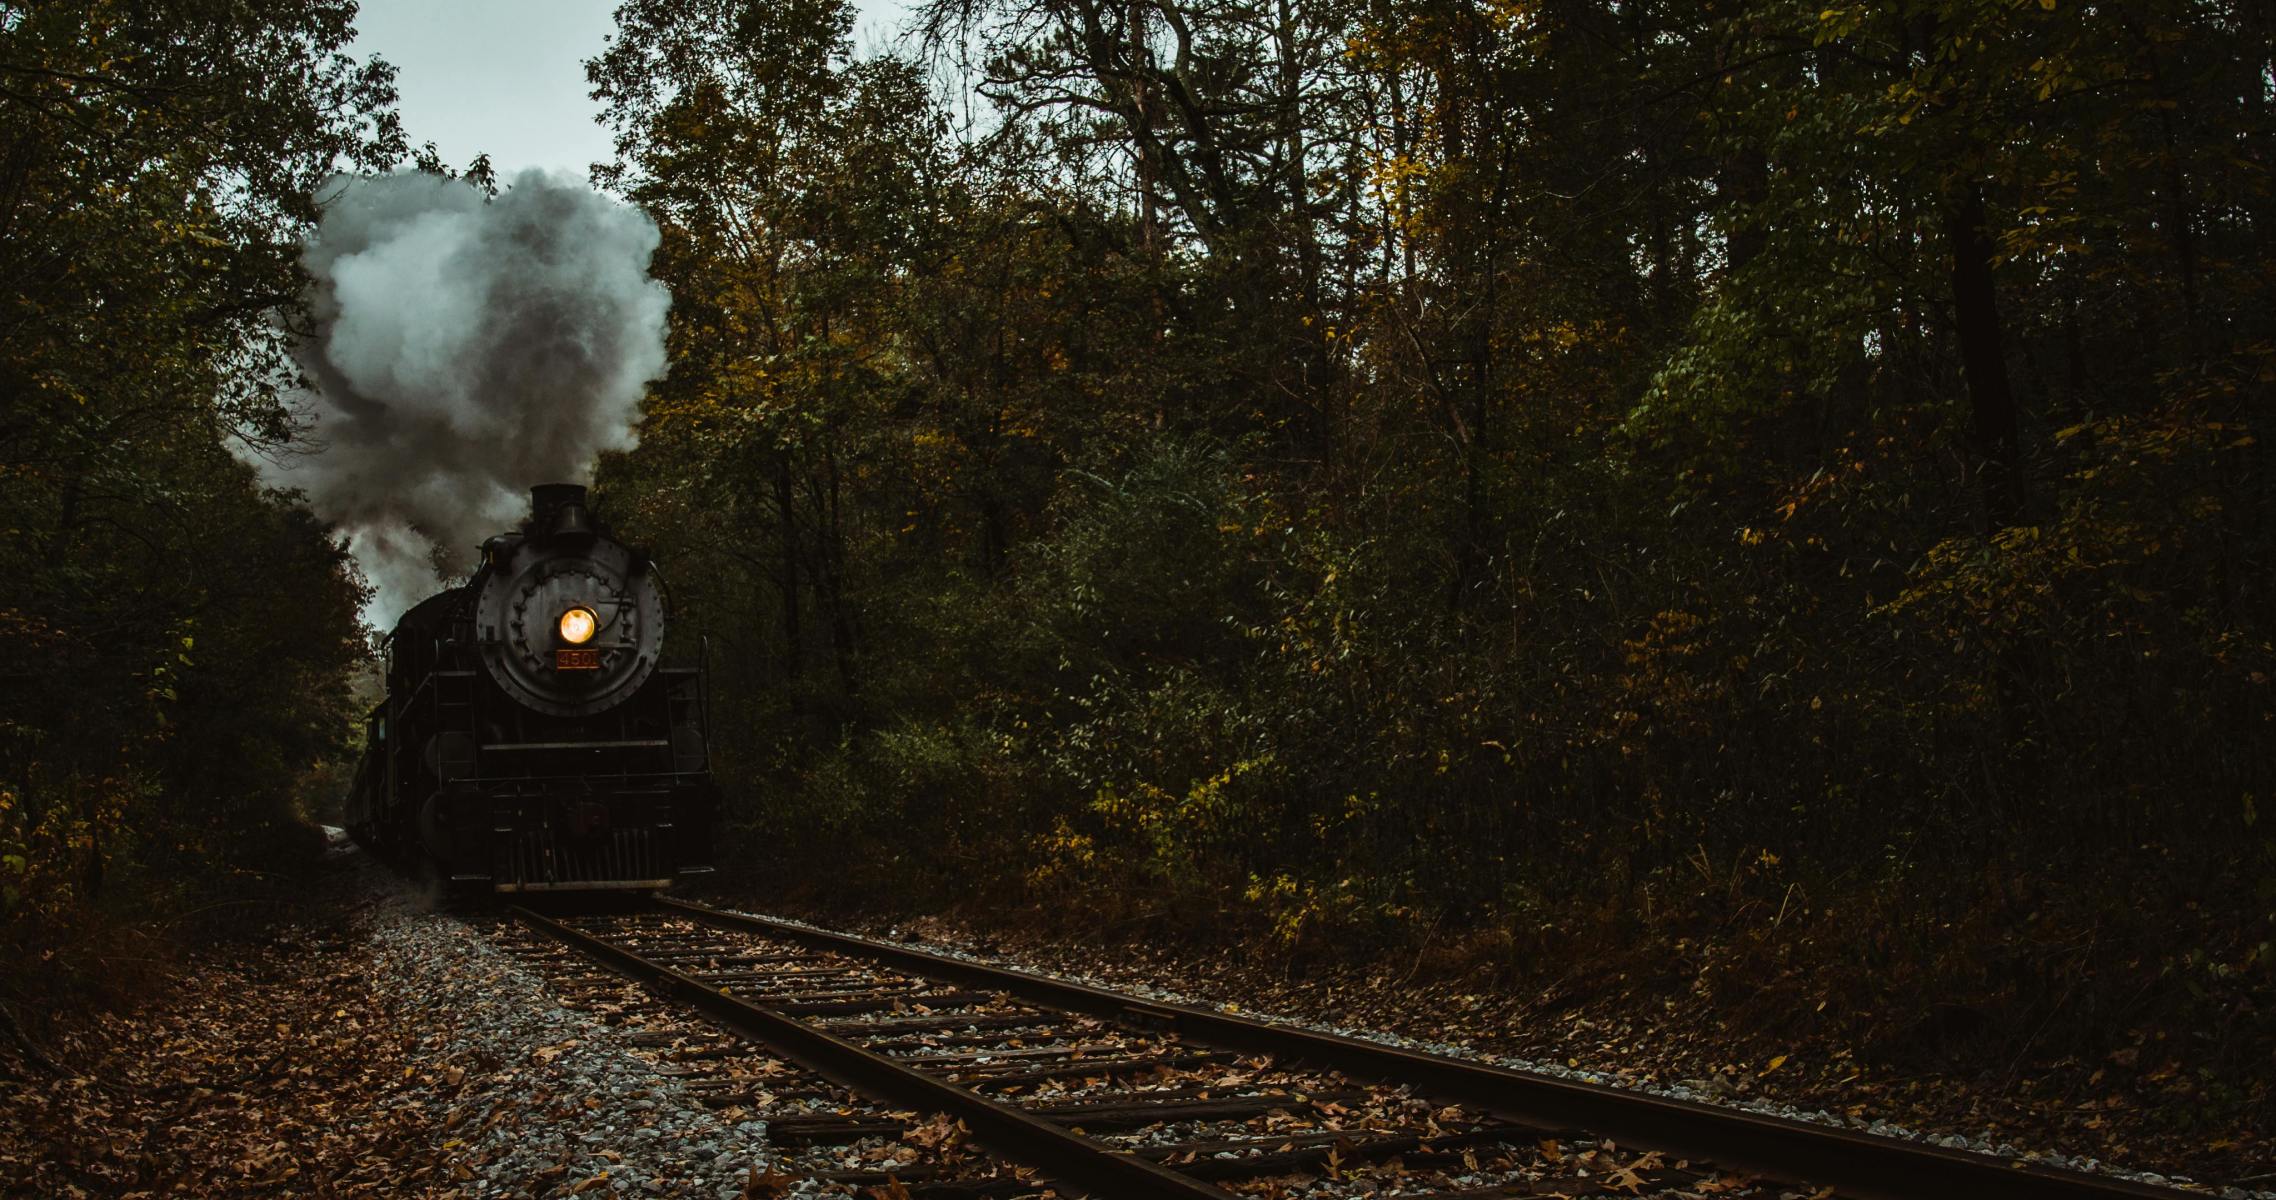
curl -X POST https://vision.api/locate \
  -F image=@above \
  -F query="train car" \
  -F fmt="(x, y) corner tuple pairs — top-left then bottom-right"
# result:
(346, 484), (717, 892)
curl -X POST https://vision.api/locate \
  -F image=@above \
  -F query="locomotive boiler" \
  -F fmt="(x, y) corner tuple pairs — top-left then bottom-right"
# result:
(346, 484), (717, 891)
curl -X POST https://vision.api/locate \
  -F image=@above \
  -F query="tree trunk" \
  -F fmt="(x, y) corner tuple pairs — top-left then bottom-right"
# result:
(819, 448), (858, 693)
(1943, 182), (2023, 530)
(1129, 0), (1158, 261)
(1718, 146), (1767, 274)
(773, 455), (803, 697)
(1713, 30), (1769, 275)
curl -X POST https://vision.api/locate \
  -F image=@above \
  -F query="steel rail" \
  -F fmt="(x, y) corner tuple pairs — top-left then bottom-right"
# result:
(657, 895), (2196, 1200)
(508, 904), (1239, 1200)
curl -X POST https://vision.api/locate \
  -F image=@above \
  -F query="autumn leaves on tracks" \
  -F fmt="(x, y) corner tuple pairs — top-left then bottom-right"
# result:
(495, 899), (2203, 1200)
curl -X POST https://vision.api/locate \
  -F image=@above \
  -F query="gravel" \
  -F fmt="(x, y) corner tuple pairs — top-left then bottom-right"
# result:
(356, 878), (838, 1198)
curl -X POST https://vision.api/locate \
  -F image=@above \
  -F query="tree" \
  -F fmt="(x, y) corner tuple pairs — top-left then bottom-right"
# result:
(1, 0), (395, 958)
(590, 0), (2275, 1124)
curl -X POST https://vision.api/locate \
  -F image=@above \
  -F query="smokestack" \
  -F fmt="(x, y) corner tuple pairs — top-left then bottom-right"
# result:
(531, 483), (595, 539)
(257, 169), (670, 626)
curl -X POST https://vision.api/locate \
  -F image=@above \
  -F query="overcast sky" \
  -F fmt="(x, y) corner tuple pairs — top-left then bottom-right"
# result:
(350, 0), (918, 179)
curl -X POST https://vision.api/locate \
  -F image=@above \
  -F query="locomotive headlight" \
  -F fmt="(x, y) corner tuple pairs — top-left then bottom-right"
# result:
(558, 606), (598, 645)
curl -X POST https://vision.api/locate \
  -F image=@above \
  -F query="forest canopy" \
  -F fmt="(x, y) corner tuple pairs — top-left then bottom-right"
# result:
(0, 0), (2267, 1131)
(584, 0), (2273, 874)
(586, 0), (2274, 1080)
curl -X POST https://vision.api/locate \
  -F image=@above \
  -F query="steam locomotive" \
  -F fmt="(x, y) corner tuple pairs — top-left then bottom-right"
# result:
(346, 484), (717, 892)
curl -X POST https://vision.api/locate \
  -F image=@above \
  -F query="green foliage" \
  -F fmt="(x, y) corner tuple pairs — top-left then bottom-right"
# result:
(592, 0), (2273, 1094)
(0, 0), (391, 977)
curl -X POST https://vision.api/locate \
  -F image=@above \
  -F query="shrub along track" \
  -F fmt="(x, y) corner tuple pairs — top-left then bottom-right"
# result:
(508, 896), (2208, 1200)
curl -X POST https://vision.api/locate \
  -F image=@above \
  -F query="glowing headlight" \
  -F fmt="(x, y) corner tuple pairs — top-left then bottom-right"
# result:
(559, 606), (598, 645)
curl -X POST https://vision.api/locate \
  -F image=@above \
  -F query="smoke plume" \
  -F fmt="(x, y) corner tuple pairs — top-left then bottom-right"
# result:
(268, 169), (669, 627)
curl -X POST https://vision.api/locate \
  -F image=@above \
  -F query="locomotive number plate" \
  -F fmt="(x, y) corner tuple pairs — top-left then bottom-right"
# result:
(555, 648), (601, 671)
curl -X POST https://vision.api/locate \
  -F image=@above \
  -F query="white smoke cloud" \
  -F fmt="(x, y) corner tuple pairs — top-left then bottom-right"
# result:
(266, 169), (669, 627)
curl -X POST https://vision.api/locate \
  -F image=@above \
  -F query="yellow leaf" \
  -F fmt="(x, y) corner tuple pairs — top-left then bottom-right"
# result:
(1763, 1054), (1789, 1074)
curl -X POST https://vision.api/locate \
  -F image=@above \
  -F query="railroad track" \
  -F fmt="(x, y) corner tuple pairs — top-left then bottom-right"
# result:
(506, 898), (2201, 1200)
